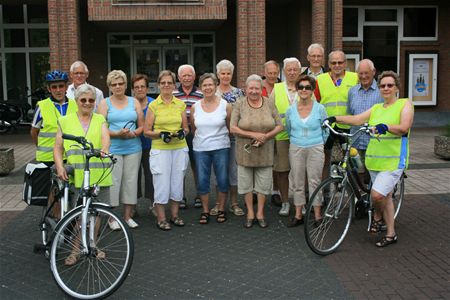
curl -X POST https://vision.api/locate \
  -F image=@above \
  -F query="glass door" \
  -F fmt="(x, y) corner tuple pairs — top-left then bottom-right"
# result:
(163, 46), (189, 76)
(135, 47), (161, 94)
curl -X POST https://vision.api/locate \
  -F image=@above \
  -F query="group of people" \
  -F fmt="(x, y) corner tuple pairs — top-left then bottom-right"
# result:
(32, 42), (414, 248)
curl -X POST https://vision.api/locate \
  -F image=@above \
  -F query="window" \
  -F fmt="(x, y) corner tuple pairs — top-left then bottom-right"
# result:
(403, 8), (437, 38)
(343, 8), (358, 37)
(365, 9), (397, 22)
(1, 4), (49, 101)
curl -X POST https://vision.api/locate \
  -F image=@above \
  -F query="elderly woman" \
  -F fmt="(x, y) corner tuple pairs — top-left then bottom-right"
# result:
(144, 70), (190, 231)
(191, 73), (231, 224)
(328, 71), (414, 247)
(285, 75), (329, 227)
(131, 74), (155, 214)
(212, 59), (245, 217)
(230, 74), (283, 228)
(54, 83), (111, 266)
(97, 70), (144, 230)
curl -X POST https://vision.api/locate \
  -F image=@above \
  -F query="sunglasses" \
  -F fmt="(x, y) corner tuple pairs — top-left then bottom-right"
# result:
(79, 98), (96, 104)
(110, 82), (125, 87)
(379, 83), (395, 89)
(49, 83), (66, 90)
(297, 85), (313, 91)
(159, 81), (174, 86)
(330, 61), (345, 65)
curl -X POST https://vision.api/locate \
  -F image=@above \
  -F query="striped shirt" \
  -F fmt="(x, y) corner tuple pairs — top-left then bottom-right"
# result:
(172, 85), (203, 119)
(347, 80), (384, 150)
(31, 97), (71, 128)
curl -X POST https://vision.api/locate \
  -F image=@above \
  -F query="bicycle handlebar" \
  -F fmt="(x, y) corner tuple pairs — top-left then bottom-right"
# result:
(62, 133), (115, 161)
(322, 120), (377, 140)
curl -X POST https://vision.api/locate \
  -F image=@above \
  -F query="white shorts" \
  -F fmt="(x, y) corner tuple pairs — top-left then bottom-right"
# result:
(150, 147), (189, 205)
(369, 169), (404, 197)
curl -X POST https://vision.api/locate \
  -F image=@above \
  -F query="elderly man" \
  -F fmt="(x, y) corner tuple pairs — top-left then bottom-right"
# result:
(348, 59), (384, 182)
(315, 50), (358, 182)
(173, 64), (203, 209)
(269, 57), (301, 216)
(301, 43), (326, 78)
(66, 61), (104, 110)
(262, 60), (280, 97)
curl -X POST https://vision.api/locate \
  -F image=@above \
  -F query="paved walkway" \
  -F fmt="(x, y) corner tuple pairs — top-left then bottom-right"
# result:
(0, 127), (449, 299)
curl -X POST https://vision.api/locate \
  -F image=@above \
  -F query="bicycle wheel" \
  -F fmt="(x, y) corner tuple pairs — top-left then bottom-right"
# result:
(392, 172), (405, 219)
(304, 177), (355, 256)
(50, 204), (133, 299)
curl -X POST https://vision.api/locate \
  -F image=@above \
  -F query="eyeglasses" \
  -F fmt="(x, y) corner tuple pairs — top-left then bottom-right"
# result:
(73, 72), (87, 76)
(79, 98), (96, 104)
(133, 85), (147, 90)
(159, 81), (174, 86)
(330, 61), (345, 65)
(110, 82), (125, 87)
(297, 85), (313, 91)
(379, 83), (395, 89)
(49, 83), (66, 90)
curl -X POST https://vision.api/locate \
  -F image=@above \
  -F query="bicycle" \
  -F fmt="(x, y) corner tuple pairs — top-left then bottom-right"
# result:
(33, 133), (134, 299)
(303, 121), (405, 256)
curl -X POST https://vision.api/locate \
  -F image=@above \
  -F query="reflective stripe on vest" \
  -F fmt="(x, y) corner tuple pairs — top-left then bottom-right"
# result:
(365, 98), (411, 171)
(273, 82), (290, 141)
(36, 98), (77, 162)
(59, 113), (112, 188)
(317, 72), (358, 129)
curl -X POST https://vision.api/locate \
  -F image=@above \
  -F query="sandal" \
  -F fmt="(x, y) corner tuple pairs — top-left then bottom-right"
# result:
(210, 205), (219, 216)
(96, 249), (106, 260)
(170, 217), (185, 227)
(257, 218), (268, 228)
(229, 204), (245, 216)
(376, 234), (398, 247)
(64, 251), (79, 266)
(216, 211), (227, 223)
(243, 218), (255, 228)
(156, 220), (171, 231)
(199, 212), (210, 224)
(370, 218), (386, 233)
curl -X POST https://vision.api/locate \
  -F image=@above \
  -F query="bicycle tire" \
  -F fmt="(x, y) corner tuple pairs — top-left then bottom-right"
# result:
(39, 182), (60, 248)
(392, 172), (405, 219)
(304, 177), (355, 256)
(50, 204), (133, 299)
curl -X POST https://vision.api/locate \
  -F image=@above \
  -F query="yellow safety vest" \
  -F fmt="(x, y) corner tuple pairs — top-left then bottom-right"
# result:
(317, 71), (358, 129)
(273, 82), (290, 141)
(365, 98), (412, 171)
(36, 98), (77, 162)
(59, 113), (112, 188)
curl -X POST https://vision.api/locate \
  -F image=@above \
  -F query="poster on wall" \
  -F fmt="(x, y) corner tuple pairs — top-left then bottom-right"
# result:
(408, 54), (437, 106)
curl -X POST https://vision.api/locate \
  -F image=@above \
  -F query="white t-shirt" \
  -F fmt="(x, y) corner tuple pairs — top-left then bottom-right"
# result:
(193, 99), (230, 152)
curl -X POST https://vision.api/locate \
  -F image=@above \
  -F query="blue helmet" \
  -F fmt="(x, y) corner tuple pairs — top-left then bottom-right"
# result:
(45, 70), (69, 83)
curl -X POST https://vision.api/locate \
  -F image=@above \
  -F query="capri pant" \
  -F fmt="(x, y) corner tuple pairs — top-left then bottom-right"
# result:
(150, 147), (189, 205)
(109, 151), (142, 207)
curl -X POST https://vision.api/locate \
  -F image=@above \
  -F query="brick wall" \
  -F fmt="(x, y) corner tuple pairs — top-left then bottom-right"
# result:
(236, 0), (265, 88)
(48, 0), (81, 72)
(87, 0), (226, 21)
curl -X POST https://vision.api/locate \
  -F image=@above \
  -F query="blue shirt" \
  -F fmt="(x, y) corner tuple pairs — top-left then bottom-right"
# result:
(347, 80), (384, 150)
(140, 96), (154, 150)
(106, 97), (142, 155)
(286, 100), (329, 148)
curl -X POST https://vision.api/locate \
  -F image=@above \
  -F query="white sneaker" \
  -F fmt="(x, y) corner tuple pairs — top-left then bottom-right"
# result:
(126, 218), (139, 229)
(108, 220), (120, 231)
(279, 202), (290, 216)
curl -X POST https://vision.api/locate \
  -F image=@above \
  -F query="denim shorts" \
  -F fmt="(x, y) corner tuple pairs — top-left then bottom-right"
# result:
(194, 148), (229, 195)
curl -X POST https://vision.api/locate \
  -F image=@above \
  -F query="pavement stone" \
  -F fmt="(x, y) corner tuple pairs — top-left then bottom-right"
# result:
(0, 127), (449, 299)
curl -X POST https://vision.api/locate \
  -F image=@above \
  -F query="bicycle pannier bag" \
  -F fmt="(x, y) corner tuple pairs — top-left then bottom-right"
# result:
(22, 163), (52, 206)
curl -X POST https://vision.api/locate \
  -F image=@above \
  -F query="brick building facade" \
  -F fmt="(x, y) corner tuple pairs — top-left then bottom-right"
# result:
(1, 0), (449, 123)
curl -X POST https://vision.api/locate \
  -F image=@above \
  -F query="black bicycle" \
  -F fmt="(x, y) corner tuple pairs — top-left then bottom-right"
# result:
(304, 122), (405, 256)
